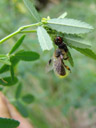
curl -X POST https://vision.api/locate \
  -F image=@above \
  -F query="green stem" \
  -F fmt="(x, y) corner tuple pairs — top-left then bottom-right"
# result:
(20, 30), (37, 33)
(0, 22), (41, 44)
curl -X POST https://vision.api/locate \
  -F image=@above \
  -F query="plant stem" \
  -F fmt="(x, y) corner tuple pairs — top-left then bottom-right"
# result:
(0, 22), (41, 44)
(20, 30), (37, 33)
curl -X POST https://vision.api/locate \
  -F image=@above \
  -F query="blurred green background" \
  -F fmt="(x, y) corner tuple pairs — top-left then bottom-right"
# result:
(0, 0), (96, 128)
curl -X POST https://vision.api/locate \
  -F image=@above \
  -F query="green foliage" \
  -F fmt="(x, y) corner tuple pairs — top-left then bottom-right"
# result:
(23, 0), (41, 22)
(22, 94), (35, 104)
(0, 0), (95, 89)
(10, 65), (14, 80)
(0, 64), (10, 74)
(15, 51), (40, 61)
(15, 83), (23, 99)
(0, 55), (11, 65)
(0, 76), (18, 86)
(64, 34), (91, 49)
(0, 0), (96, 128)
(73, 47), (96, 60)
(9, 35), (26, 54)
(47, 18), (93, 34)
(0, 58), (11, 65)
(37, 26), (53, 51)
(0, 56), (19, 74)
(58, 12), (67, 19)
(67, 49), (74, 67)
(14, 101), (28, 117)
(0, 118), (20, 128)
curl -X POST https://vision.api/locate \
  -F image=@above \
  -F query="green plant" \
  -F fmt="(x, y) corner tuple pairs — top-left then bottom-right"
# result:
(0, 0), (95, 127)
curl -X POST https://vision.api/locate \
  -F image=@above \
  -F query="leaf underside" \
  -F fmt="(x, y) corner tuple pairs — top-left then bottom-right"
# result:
(37, 26), (53, 51)
(73, 46), (96, 60)
(64, 35), (91, 49)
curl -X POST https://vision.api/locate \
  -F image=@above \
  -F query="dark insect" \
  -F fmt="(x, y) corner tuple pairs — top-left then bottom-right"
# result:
(54, 36), (63, 46)
(46, 36), (71, 77)
(54, 36), (68, 52)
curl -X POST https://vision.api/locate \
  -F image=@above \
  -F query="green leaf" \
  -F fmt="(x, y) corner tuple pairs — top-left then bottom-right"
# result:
(15, 83), (22, 99)
(0, 86), (3, 91)
(0, 65), (10, 74)
(0, 76), (18, 86)
(10, 65), (14, 80)
(73, 47), (96, 60)
(0, 59), (11, 65)
(0, 56), (20, 74)
(15, 51), (40, 61)
(37, 26), (53, 51)
(64, 35), (91, 49)
(47, 18), (93, 34)
(13, 101), (28, 117)
(0, 54), (7, 59)
(23, 0), (41, 22)
(0, 54), (11, 65)
(9, 35), (25, 54)
(22, 94), (35, 104)
(0, 50), (39, 74)
(58, 12), (67, 19)
(67, 49), (74, 67)
(0, 118), (20, 128)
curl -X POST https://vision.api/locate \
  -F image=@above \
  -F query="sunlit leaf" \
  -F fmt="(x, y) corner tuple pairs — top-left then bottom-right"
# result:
(0, 54), (7, 59)
(47, 18), (93, 34)
(23, 0), (41, 22)
(0, 118), (20, 128)
(9, 35), (25, 54)
(37, 26), (53, 51)
(22, 94), (35, 104)
(58, 12), (67, 19)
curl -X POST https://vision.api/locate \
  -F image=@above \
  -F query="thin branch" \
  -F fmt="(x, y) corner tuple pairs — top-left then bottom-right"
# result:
(0, 22), (41, 44)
